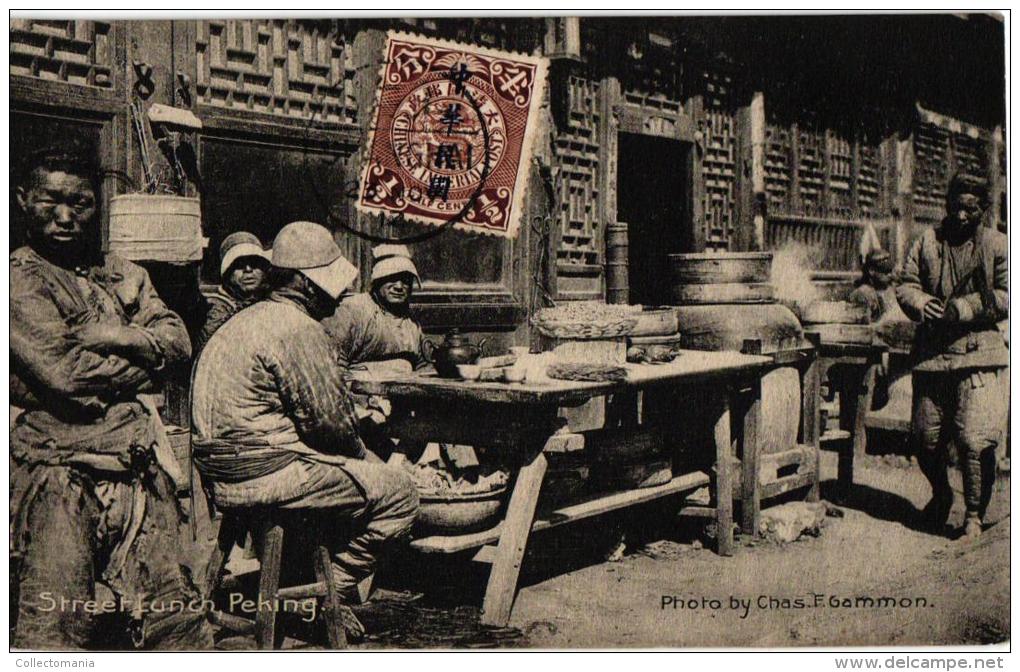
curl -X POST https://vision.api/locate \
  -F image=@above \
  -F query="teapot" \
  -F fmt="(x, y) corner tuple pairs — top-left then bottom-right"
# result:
(423, 329), (489, 378)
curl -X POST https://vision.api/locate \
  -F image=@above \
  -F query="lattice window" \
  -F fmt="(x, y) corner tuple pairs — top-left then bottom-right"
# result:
(764, 124), (793, 215)
(554, 76), (602, 267)
(952, 132), (986, 179)
(195, 20), (356, 124)
(912, 121), (951, 211)
(698, 70), (737, 251)
(796, 127), (826, 216)
(10, 19), (114, 88)
(856, 143), (884, 217)
(827, 132), (854, 217)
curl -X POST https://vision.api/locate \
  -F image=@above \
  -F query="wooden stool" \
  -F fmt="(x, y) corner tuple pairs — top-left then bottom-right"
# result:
(206, 511), (358, 649)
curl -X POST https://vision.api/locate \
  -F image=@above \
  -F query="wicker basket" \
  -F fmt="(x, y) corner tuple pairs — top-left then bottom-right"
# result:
(533, 317), (638, 340)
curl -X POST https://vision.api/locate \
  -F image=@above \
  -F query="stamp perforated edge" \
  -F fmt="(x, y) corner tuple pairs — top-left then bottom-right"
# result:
(354, 30), (549, 240)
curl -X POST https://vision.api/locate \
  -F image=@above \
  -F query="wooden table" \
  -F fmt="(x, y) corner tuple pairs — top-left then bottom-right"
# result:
(814, 341), (886, 500)
(352, 349), (772, 627)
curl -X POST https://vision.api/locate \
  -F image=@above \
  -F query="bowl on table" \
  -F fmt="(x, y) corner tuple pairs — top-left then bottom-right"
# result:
(456, 364), (481, 381)
(503, 366), (527, 383)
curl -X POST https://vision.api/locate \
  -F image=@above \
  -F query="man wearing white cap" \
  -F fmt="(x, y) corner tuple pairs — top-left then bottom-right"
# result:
(191, 222), (419, 635)
(197, 231), (271, 350)
(323, 243), (426, 372)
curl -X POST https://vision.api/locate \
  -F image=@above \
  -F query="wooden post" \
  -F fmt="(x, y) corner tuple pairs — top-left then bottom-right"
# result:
(749, 92), (766, 251)
(987, 126), (1004, 229)
(735, 91), (766, 252)
(713, 392), (734, 556)
(893, 135), (914, 266)
(480, 450), (549, 627)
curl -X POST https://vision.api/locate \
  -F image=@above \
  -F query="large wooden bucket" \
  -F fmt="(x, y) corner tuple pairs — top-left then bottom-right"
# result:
(669, 251), (773, 285)
(108, 194), (207, 262)
(801, 300), (873, 346)
(761, 367), (801, 455)
(668, 251), (802, 455)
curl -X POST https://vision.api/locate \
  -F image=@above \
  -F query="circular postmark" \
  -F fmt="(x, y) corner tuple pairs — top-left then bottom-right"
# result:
(302, 61), (494, 245)
(389, 79), (505, 202)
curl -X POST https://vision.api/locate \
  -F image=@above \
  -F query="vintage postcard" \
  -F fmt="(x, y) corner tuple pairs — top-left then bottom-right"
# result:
(7, 11), (1009, 656)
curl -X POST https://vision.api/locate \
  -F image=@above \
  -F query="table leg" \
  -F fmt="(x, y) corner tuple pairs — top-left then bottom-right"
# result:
(853, 363), (878, 463)
(479, 449), (549, 627)
(836, 368), (863, 501)
(714, 393), (734, 556)
(740, 379), (762, 538)
(802, 353), (822, 503)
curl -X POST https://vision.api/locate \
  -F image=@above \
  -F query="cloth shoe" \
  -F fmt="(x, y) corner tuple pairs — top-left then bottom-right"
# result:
(961, 514), (983, 542)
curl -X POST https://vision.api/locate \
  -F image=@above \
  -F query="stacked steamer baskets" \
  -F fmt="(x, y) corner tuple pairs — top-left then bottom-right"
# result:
(532, 303), (669, 499)
(800, 301), (873, 346)
(664, 252), (805, 474)
(533, 303), (683, 493)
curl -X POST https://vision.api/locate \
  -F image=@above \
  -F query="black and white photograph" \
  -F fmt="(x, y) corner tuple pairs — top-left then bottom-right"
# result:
(7, 9), (1011, 655)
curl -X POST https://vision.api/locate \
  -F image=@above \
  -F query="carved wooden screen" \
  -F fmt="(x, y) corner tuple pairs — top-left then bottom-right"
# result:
(696, 69), (738, 251)
(554, 75), (602, 269)
(10, 19), (115, 88)
(912, 117), (992, 228)
(911, 121), (951, 225)
(763, 116), (893, 272)
(195, 20), (357, 125)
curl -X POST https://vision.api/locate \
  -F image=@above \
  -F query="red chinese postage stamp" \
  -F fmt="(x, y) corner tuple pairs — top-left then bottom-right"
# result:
(357, 32), (548, 239)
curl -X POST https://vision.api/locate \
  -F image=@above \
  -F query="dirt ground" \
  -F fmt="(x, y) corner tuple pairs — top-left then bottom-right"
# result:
(215, 441), (1010, 650)
(502, 450), (1010, 648)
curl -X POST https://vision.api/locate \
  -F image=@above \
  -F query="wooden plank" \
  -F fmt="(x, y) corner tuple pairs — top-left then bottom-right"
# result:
(276, 582), (326, 600)
(411, 472), (712, 555)
(714, 394), (734, 556)
(472, 544), (497, 564)
(480, 451), (548, 627)
(760, 445), (815, 475)
(741, 378), (762, 537)
(350, 350), (773, 406)
(761, 473), (816, 499)
(679, 505), (716, 519)
(209, 609), (255, 635)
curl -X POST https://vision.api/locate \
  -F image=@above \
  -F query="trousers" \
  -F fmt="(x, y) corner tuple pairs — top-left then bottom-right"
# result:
(209, 458), (419, 598)
(11, 464), (214, 650)
(911, 368), (1007, 520)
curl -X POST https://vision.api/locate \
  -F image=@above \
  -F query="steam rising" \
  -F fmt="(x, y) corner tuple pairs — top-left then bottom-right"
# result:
(770, 242), (822, 318)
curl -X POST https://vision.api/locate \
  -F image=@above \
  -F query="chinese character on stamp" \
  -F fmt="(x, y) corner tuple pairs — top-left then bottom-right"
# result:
(357, 32), (548, 239)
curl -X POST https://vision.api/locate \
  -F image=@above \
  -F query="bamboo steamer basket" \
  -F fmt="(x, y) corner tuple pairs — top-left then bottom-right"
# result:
(108, 194), (207, 262)
(630, 307), (680, 337)
(669, 251), (773, 285)
(669, 250), (803, 456)
(671, 282), (776, 305)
